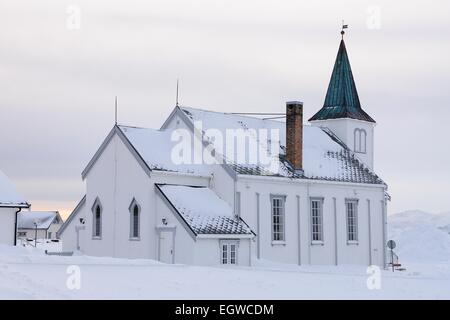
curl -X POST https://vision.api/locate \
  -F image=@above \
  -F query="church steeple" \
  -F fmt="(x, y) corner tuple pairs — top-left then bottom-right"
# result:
(309, 37), (375, 123)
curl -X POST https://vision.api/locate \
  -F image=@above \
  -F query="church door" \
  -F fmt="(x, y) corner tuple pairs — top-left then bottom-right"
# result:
(159, 229), (175, 264)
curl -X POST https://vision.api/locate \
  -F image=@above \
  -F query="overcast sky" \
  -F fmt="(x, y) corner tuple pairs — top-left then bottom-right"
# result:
(1, 0), (449, 217)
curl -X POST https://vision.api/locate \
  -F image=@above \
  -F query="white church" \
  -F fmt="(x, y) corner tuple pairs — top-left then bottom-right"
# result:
(59, 36), (389, 267)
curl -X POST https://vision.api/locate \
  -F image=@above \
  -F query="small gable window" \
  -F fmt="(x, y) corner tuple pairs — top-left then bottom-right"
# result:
(129, 199), (140, 240)
(354, 128), (367, 153)
(92, 198), (102, 239)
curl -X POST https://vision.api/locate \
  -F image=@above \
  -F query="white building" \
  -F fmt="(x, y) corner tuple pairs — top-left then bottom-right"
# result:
(0, 170), (29, 245)
(59, 37), (389, 267)
(17, 211), (63, 240)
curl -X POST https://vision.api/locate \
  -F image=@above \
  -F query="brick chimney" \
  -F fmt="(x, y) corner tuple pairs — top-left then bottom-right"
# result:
(285, 101), (303, 171)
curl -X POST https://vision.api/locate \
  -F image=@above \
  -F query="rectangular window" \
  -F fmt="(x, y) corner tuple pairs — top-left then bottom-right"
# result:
(346, 200), (358, 242)
(48, 232), (52, 239)
(222, 244), (228, 264)
(311, 198), (323, 242)
(271, 196), (285, 241)
(230, 244), (236, 264)
(221, 241), (238, 265)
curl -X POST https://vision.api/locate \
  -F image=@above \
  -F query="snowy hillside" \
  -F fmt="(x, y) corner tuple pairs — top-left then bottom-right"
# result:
(388, 210), (450, 263)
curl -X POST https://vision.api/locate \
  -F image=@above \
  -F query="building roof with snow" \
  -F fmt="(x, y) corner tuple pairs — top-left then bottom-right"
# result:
(17, 211), (62, 230)
(178, 106), (384, 184)
(156, 184), (253, 236)
(82, 98), (383, 185)
(119, 125), (212, 176)
(111, 106), (384, 184)
(309, 39), (375, 123)
(0, 170), (29, 208)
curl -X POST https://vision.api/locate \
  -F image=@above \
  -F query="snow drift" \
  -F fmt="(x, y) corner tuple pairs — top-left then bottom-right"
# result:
(388, 210), (450, 263)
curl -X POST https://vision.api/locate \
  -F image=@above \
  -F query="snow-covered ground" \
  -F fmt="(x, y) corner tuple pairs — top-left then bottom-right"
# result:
(389, 210), (450, 263)
(1, 210), (450, 299)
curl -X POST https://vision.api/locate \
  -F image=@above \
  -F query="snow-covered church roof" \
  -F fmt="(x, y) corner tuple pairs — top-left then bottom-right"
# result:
(180, 106), (384, 184)
(87, 106), (383, 185)
(118, 125), (211, 176)
(156, 184), (253, 236)
(0, 170), (28, 208)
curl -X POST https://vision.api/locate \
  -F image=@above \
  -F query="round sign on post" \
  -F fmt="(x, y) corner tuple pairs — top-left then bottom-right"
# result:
(387, 240), (396, 250)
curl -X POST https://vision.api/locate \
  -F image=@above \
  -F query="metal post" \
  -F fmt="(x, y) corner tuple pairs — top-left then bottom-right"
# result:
(391, 249), (394, 272)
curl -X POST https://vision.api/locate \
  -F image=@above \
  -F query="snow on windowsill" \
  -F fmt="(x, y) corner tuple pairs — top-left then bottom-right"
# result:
(271, 240), (286, 246)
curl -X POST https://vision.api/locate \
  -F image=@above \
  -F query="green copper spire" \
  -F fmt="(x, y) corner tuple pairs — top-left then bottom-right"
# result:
(309, 39), (375, 123)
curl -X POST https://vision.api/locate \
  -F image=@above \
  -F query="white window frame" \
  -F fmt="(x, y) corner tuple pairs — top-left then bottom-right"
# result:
(361, 130), (366, 153)
(310, 198), (324, 243)
(346, 199), (359, 243)
(92, 198), (102, 239)
(128, 198), (141, 240)
(220, 240), (239, 265)
(270, 195), (286, 243)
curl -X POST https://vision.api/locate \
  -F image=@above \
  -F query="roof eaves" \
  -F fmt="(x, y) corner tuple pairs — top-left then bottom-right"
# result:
(115, 126), (153, 179)
(81, 125), (154, 180)
(81, 126), (118, 180)
(239, 217), (257, 237)
(0, 203), (30, 208)
(196, 233), (254, 239)
(159, 105), (179, 130)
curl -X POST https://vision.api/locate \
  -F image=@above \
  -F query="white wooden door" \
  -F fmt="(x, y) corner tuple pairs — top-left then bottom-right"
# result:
(159, 230), (174, 264)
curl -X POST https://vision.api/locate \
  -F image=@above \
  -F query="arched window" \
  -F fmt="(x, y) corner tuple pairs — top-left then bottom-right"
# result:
(92, 198), (102, 238)
(129, 199), (140, 239)
(360, 130), (367, 153)
(354, 129), (361, 152)
(354, 129), (367, 153)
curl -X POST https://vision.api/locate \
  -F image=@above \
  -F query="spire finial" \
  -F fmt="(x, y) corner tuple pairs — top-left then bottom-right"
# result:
(341, 20), (348, 39)
(114, 96), (118, 125)
(176, 78), (179, 107)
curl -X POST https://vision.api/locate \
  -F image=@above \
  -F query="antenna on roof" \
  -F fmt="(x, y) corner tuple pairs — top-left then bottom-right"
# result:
(176, 79), (180, 107)
(341, 20), (348, 39)
(115, 96), (118, 125)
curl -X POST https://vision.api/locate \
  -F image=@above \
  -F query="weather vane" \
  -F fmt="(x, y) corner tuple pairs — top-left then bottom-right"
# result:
(341, 20), (348, 39)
